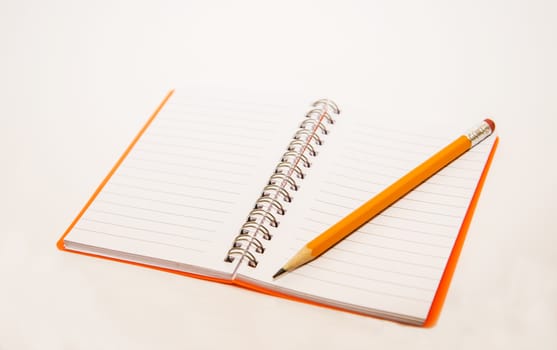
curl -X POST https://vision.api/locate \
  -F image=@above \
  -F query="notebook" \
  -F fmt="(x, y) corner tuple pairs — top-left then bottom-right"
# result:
(58, 88), (498, 326)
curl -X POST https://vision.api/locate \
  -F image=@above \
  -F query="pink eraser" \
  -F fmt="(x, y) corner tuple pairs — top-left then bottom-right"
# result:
(484, 118), (495, 132)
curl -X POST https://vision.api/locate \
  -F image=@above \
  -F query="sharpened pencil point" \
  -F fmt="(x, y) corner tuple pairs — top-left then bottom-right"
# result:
(272, 268), (287, 279)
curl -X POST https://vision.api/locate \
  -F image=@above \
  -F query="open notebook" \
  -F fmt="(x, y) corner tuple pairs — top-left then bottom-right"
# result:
(58, 88), (498, 326)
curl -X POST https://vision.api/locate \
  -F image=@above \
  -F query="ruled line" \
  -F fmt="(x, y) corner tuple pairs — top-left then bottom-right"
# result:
(426, 172), (481, 180)
(313, 198), (356, 210)
(415, 180), (474, 191)
(151, 124), (271, 141)
(147, 130), (267, 143)
(167, 98), (288, 110)
(81, 218), (213, 242)
(309, 208), (343, 219)
(340, 149), (429, 172)
(330, 169), (479, 183)
(299, 225), (452, 248)
(401, 196), (467, 209)
(320, 183), (472, 200)
(329, 167), (476, 190)
(96, 200), (226, 224)
(145, 134), (256, 149)
(305, 207), (458, 229)
(319, 189), (367, 203)
(349, 128), (444, 148)
(139, 139), (258, 158)
(88, 209), (217, 233)
(321, 256), (439, 280)
(162, 112), (282, 126)
(328, 171), (387, 185)
(411, 188), (469, 199)
(292, 270), (431, 303)
(164, 106), (287, 124)
(348, 122), (448, 142)
(130, 152), (253, 172)
(343, 139), (433, 157)
(133, 148), (258, 168)
(318, 189), (468, 209)
(386, 205), (463, 219)
(378, 213), (458, 228)
(339, 145), (483, 171)
(168, 96), (289, 109)
(333, 158), (409, 174)
(156, 117), (275, 134)
(329, 165), (400, 180)
(347, 233), (451, 249)
(102, 191), (230, 214)
(322, 180), (382, 194)
(364, 221), (454, 238)
(328, 246), (443, 269)
(126, 157), (250, 177)
(112, 176), (241, 196)
(301, 217), (455, 239)
(293, 234), (447, 259)
(308, 264), (435, 291)
(73, 227), (205, 253)
(308, 205), (461, 224)
(108, 182), (236, 204)
(304, 217), (341, 227)
(116, 171), (246, 186)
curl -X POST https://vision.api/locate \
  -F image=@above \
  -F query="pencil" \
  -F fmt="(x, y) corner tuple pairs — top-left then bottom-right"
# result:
(273, 119), (496, 279)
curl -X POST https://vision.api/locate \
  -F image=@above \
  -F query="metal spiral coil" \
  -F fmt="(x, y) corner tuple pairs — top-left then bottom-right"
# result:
(240, 222), (271, 240)
(269, 173), (297, 191)
(225, 247), (259, 268)
(275, 161), (305, 179)
(224, 98), (340, 267)
(288, 139), (317, 156)
(294, 129), (323, 145)
(282, 151), (311, 168)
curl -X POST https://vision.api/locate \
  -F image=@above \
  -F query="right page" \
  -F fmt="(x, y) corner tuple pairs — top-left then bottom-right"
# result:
(241, 106), (497, 325)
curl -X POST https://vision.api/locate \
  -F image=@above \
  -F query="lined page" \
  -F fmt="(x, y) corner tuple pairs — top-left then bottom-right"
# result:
(64, 89), (307, 279)
(243, 112), (496, 323)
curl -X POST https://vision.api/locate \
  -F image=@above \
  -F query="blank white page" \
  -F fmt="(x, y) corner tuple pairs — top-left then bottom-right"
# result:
(63, 88), (308, 279)
(243, 109), (496, 324)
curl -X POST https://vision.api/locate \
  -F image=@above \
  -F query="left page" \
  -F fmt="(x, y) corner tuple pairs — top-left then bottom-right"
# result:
(61, 88), (308, 279)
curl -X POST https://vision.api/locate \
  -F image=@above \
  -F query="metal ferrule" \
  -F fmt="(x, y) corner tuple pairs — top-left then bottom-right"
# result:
(466, 120), (493, 147)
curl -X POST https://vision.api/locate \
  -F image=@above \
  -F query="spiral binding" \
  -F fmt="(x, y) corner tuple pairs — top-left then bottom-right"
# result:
(225, 99), (340, 268)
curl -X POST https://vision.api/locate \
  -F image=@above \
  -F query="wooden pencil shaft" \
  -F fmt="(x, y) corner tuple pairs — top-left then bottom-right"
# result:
(307, 135), (472, 257)
(274, 119), (495, 278)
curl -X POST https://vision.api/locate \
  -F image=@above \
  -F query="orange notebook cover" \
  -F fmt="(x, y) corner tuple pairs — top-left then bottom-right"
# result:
(58, 89), (498, 326)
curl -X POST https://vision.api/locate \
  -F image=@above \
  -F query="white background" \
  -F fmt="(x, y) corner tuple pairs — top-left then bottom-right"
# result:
(2, 0), (556, 349)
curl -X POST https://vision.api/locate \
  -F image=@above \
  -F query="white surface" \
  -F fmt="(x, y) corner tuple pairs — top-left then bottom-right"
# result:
(2, 0), (556, 349)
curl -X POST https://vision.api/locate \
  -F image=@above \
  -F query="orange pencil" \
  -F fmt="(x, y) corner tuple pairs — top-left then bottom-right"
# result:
(273, 119), (496, 279)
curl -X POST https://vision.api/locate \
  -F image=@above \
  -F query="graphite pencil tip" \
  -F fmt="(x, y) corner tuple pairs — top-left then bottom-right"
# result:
(272, 268), (287, 279)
